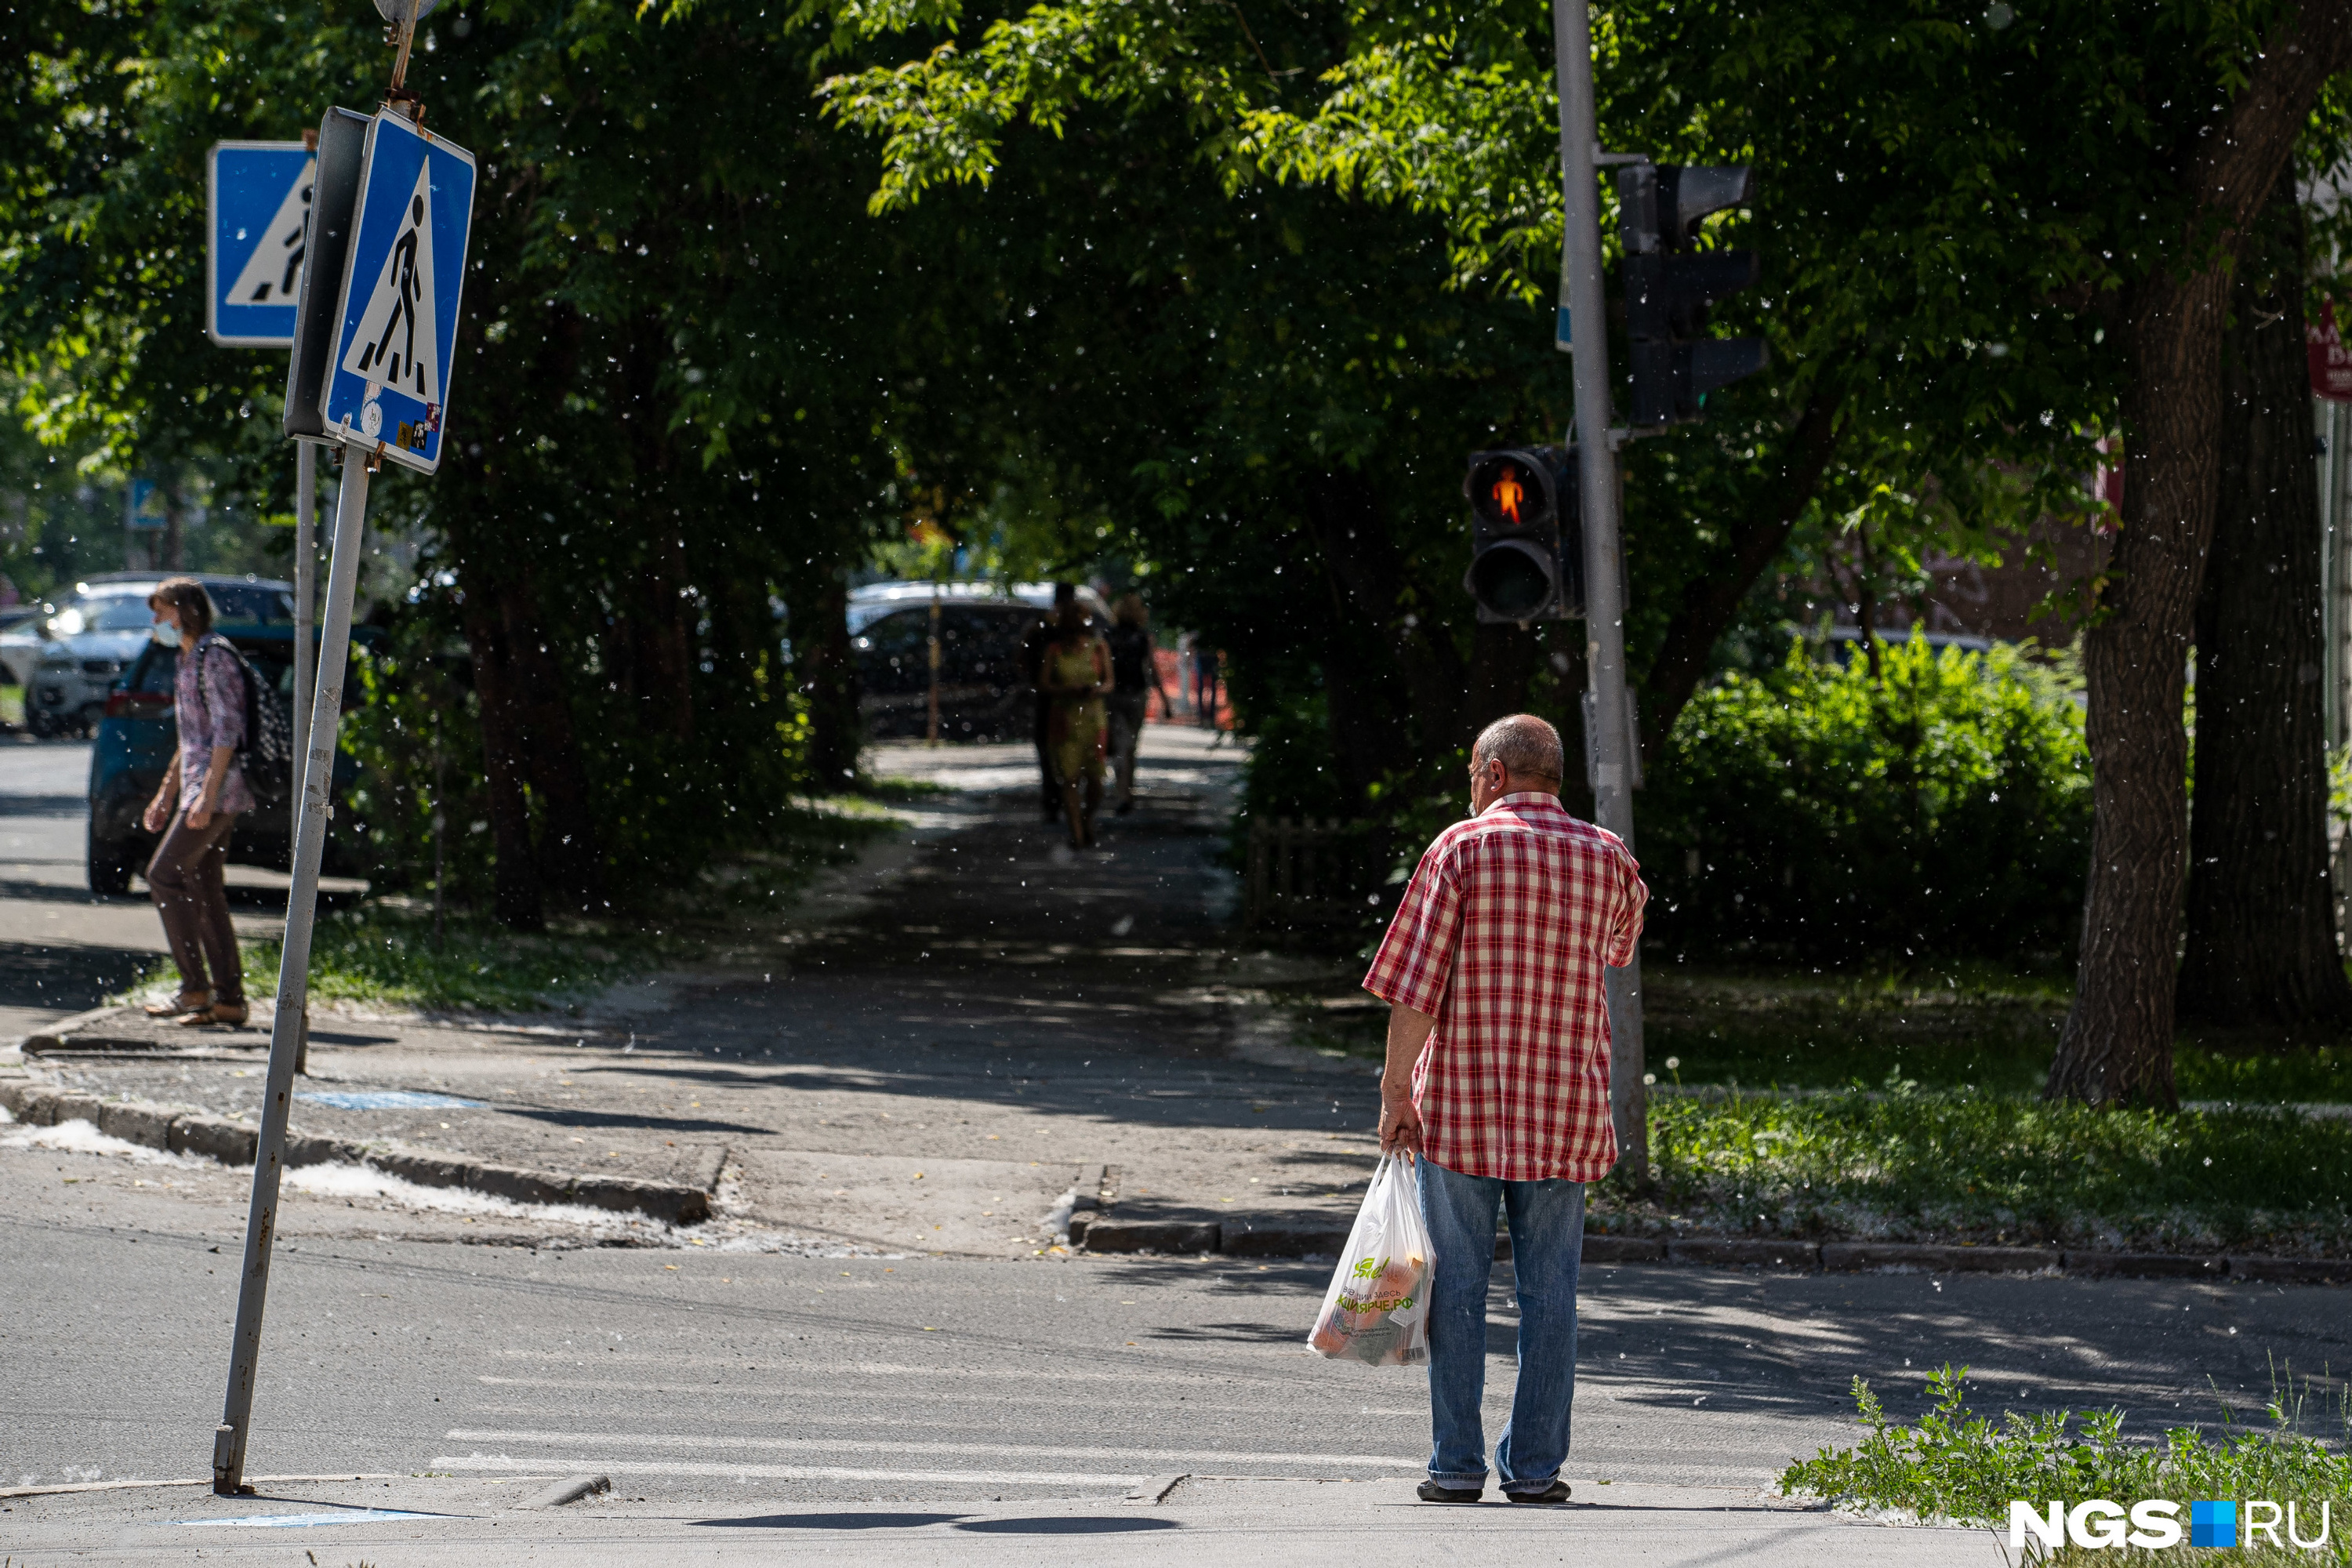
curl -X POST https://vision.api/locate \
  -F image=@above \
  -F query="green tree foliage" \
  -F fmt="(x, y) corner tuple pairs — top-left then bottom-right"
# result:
(0, 0), (971, 917)
(808, 0), (2118, 750)
(1642, 637), (2090, 962)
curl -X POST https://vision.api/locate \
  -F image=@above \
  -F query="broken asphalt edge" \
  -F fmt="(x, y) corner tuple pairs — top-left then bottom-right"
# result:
(0, 1078), (714, 1226)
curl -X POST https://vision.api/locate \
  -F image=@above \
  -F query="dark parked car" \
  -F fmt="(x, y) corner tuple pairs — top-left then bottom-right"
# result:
(854, 601), (1046, 742)
(87, 619), (372, 895)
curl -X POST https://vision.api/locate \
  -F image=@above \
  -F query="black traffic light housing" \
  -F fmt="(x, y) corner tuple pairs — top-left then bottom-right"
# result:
(1463, 446), (1583, 623)
(1618, 163), (1768, 429)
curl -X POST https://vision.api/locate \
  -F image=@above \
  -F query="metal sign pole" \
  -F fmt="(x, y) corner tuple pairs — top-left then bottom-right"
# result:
(291, 440), (317, 1075)
(1552, 0), (1647, 1182)
(212, 448), (370, 1495)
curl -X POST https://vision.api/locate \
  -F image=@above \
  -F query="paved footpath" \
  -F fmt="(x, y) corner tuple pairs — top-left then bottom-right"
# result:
(0, 726), (2337, 1563)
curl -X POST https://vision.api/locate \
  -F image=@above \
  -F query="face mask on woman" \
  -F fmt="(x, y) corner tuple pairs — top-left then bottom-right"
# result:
(151, 622), (181, 648)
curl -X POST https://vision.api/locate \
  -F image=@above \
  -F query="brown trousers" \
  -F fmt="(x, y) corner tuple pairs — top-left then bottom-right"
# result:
(147, 808), (243, 1004)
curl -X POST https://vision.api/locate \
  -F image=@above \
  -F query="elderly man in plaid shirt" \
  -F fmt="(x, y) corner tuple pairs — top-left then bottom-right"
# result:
(1364, 713), (1647, 1504)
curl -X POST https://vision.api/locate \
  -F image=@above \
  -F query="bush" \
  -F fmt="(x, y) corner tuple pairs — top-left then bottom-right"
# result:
(1639, 636), (2091, 963)
(1785, 1366), (2352, 1564)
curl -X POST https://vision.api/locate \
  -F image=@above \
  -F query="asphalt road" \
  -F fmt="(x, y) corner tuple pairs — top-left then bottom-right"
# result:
(6, 1123), (2348, 1566)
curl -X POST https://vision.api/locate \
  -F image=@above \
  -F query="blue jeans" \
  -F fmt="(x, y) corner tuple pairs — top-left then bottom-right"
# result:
(1417, 1158), (1585, 1494)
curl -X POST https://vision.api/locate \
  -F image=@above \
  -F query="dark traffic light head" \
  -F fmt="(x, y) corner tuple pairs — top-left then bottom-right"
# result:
(1616, 162), (1767, 429)
(1461, 447), (1583, 623)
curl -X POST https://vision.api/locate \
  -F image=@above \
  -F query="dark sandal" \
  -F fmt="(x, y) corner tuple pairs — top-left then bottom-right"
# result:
(1507, 1480), (1572, 1504)
(1417, 1480), (1483, 1504)
(146, 989), (211, 1017)
(176, 1003), (249, 1027)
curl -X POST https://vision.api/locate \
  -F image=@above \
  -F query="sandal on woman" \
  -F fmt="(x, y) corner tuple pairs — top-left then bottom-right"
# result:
(145, 989), (210, 1017)
(176, 1002), (249, 1027)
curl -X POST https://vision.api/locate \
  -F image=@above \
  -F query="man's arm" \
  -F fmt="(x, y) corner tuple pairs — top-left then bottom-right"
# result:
(1378, 1004), (1437, 1156)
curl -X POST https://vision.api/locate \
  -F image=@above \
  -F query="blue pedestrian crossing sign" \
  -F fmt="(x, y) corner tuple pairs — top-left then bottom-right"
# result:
(207, 142), (315, 347)
(318, 110), (475, 476)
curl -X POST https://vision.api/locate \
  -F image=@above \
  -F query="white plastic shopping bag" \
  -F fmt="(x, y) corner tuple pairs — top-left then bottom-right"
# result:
(1306, 1152), (1432, 1367)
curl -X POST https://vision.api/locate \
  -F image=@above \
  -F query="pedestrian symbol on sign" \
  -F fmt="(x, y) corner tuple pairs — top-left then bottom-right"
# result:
(314, 107), (473, 475)
(339, 162), (439, 404)
(223, 157), (314, 307)
(207, 141), (317, 346)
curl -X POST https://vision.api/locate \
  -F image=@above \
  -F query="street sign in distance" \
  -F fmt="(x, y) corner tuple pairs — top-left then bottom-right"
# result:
(207, 143), (315, 347)
(316, 110), (476, 475)
(126, 478), (168, 532)
(283, 109), (372, 444)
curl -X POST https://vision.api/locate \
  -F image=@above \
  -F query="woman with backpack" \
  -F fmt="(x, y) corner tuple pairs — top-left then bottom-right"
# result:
(139, 578), (252, 1026)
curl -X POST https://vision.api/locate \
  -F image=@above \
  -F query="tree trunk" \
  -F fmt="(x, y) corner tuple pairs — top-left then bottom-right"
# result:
(800, 573), (861, 789)
(2176, 185), (2352, 1029)
(1303, 471), (1472, 762)
(499, 570), (603, 907)
(2049, 0), (2352, 1105)
(1638, 387), (1843, 756)
(1463, 622), (1541, 743)
(459, 591), (545, 931)
(637, 529), (697, 743)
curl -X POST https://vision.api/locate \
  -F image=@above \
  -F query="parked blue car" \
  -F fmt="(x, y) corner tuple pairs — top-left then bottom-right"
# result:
(87, 592), (375, 895)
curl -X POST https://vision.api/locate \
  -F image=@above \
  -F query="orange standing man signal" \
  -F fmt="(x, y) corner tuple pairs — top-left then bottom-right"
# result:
(1490, 469), (1526, 524)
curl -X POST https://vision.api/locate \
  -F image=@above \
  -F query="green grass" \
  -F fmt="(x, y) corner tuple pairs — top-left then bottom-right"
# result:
(1, 684), (24, 728)
(1647, 964), (2352, 1102)
(233, 907), (638, 1013)
(1588, 1084), (2352, 1255)
(1291, 960), (2352, 1104)
(1784, 1366), (2352, 1564)
(861, 775), (955, 801)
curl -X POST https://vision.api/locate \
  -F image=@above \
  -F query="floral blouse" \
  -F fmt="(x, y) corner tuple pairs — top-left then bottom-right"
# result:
(175, 633), (256, 815)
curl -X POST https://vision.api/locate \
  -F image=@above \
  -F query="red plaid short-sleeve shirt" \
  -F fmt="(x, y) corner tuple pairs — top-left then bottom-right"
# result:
(1363, 793), (1647, 1182)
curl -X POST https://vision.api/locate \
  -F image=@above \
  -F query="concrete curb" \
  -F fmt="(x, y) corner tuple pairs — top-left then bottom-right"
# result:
(0, 1082), (714, 1226)
(1075, 1212), (2346, 1285)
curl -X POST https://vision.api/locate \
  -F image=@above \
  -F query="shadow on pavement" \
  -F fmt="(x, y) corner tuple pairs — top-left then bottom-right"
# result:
(954, 1517), (1184, 1534)
(494, 1104), (774, 1137)
(695, 1512), (970, 1530)
(0, 937), (154, 1010)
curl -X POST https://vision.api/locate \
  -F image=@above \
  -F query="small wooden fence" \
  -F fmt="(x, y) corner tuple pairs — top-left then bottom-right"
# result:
(1245, 816), (1392, 932)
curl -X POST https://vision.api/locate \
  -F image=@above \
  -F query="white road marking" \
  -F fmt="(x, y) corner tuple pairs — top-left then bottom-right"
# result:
(177, 1510), (440, 1529)
(434, 1457), (1149, 1486)
(472, 1373), (1408, 1419)
(444, 1428), (1421, 1469)
(488, 1352), (1260, 1385)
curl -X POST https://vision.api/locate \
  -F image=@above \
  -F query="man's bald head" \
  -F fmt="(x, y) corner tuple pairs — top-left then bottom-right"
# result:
(1472, 714), (1564, 786)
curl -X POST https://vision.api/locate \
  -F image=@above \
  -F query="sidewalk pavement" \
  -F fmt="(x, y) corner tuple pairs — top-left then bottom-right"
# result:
(0, 1474), (2004, 1566)
(3, 727), (1378, 1256)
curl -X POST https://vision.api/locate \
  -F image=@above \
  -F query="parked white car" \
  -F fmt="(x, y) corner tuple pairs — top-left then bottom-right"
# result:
(23, 583), (165, 736)
(0, 602), (50, 689)
(21, 573), (299, 737)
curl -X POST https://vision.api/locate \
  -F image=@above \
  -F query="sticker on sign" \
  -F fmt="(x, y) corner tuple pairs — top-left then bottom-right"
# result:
(318, 110), (475, 474)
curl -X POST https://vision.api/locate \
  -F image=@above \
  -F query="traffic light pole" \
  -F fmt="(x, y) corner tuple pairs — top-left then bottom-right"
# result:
(1551, 0), (1648, 1185)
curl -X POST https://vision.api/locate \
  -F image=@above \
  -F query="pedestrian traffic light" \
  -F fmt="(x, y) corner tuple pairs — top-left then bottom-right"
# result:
(1618, 163), (1768, 429)
(1463, 446), (1582, 622)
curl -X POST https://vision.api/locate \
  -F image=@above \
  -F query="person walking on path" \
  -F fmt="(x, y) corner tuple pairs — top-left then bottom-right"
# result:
(139, 578), (255, 1026)
(1040, 594), (1111, 848)
(1191, 640), (1221, 729)
(1105, 593), (1167, 816)
(1362, 713), (1647, 1505)
(1021, 585), (1077, 823)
